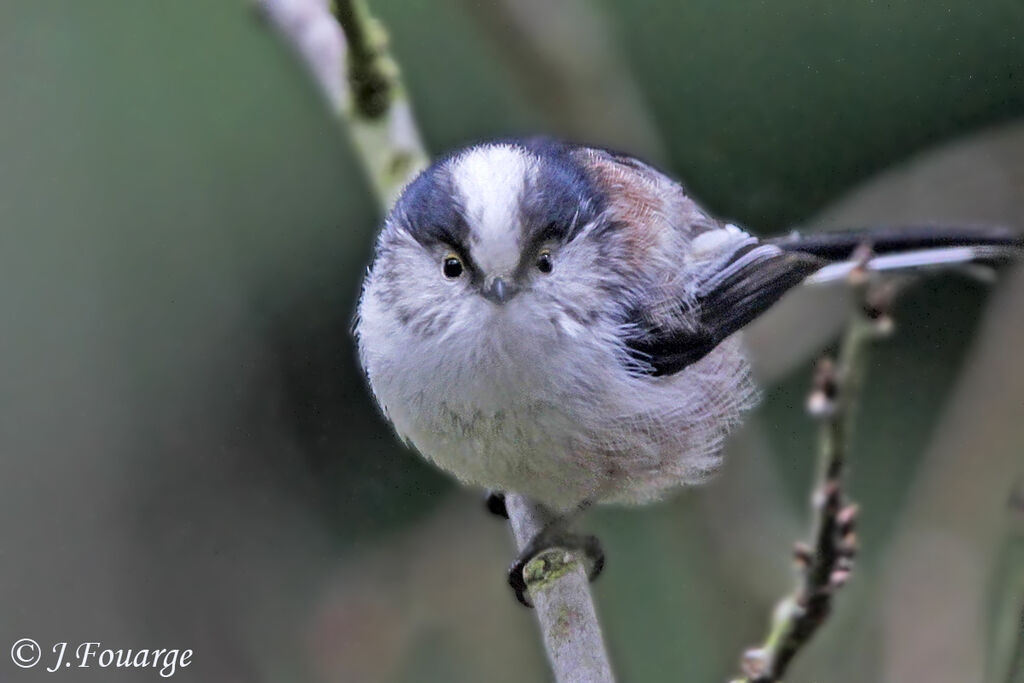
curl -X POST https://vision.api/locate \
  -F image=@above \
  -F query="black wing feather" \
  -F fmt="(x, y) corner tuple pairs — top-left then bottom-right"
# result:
(625, 247), (823, 376)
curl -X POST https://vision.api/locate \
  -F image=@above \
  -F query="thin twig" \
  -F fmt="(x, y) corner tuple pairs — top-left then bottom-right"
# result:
(733, 256), (889, 683)
(258, 2), (614, 680)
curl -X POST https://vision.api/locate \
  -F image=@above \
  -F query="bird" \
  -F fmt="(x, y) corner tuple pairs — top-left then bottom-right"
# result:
(353, 136), (1021, 603)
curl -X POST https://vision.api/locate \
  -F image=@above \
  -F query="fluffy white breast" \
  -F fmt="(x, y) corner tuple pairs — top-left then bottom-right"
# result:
(449, 144), (537, 276)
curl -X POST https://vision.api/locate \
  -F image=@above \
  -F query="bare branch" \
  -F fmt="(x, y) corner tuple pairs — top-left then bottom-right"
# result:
(259, 3), (615, 680)
(505, 495), (616, 683)
(733, 262), (889, 683)
(257, 0), (427, 205)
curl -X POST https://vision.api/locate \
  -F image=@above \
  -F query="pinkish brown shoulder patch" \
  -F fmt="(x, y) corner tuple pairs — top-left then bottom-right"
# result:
(579, 149), (717, 268)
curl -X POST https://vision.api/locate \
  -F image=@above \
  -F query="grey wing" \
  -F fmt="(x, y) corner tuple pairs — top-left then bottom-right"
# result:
(624, 231), (824, 376)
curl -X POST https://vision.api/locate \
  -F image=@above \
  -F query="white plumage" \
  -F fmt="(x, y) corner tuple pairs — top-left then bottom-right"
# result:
(356, 141), (758, 511)
(355, 139), (1021, 513)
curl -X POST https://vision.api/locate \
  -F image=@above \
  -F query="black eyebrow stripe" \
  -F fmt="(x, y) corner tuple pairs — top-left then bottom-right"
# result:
(519, 221), (557, 253)
(514, 139), (605, 249)
(432, 192), (477, 272)
(537, 218), (571, 243)
(422, 223), (465, 248)
(397, 163), (472, 249)
(520, 204), (590, 259)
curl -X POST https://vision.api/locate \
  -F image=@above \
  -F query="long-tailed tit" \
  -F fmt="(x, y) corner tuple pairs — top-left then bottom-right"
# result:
(354, 137), (1020, 600)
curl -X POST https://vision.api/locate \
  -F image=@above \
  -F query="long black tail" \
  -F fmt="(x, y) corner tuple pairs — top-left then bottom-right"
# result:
(766, 225), (1022, 283)
(768, 225), (1022, 259)
(627, 224), (1021, 376)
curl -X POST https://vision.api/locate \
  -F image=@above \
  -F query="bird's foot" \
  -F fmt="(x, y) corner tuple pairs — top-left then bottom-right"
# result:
(508, 531), (605, 608)
(484, 491), (508, 519)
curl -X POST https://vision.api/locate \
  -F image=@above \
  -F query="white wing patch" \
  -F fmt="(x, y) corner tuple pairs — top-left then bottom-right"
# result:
(805, 246), (982, 284)
(449, 144), (537, 276)
(690, 223), (754, 259)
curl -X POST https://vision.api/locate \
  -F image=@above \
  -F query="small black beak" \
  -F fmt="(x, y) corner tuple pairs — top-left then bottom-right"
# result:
(483, 277), (516, 304)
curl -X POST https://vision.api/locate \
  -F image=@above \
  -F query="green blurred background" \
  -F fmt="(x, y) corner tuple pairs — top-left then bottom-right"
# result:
(1, 1), (1023, 681)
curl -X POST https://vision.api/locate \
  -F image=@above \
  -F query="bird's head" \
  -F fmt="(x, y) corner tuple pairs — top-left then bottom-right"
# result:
(364, 140), (616, 343)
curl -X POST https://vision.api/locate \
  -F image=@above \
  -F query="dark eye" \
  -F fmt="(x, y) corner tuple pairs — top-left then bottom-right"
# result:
(536, 250), (553, 274)
(442, 254), (464, 279)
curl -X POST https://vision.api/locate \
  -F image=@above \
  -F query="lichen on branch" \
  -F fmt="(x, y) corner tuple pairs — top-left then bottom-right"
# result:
(258, 0), (427, 204)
